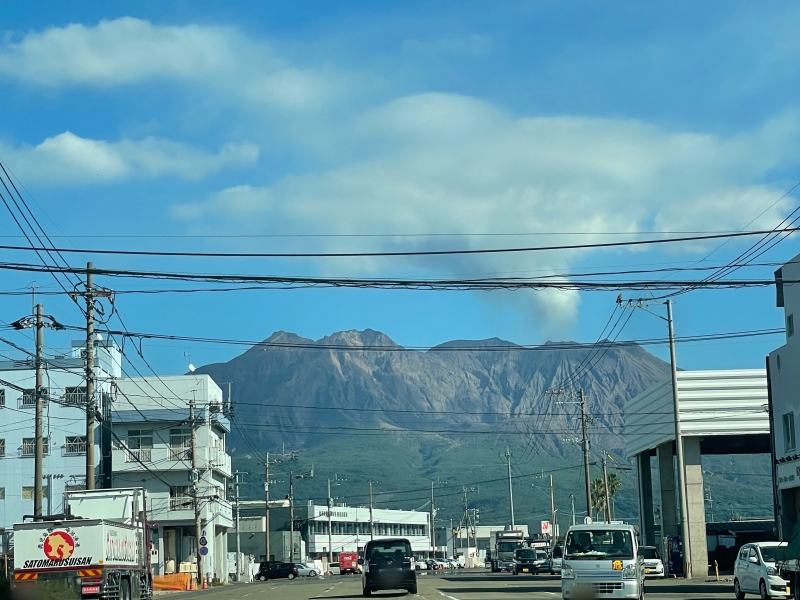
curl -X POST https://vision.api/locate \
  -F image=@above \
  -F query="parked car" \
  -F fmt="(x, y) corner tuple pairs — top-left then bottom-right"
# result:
(294, 563), (319, 577)
(362, 537), (417, 596)
(256, 562), (299, 581)
(328, 562), (341, 575)
(734, 542), (789, 599)
(639, 545), (665, 578)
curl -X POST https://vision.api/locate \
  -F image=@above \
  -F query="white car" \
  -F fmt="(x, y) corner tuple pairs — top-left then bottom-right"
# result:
(294, 563), (320, 577)
(638, 546), (665, 578)
(734, 542), (789, 599)
(328, 562), (340, 575)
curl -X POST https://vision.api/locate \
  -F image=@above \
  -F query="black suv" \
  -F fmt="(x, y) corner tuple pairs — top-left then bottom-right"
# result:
(362, 538), (417, 596)
(256, 561), (299, 581)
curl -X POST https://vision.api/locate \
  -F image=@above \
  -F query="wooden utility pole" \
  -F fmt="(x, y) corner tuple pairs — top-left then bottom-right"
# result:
(190, 398), (202, 587)
(34, 303), (44, 518)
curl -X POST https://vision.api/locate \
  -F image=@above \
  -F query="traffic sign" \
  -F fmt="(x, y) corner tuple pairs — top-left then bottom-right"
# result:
(199, 536), (208, 547)
(199, 546), (209, 556)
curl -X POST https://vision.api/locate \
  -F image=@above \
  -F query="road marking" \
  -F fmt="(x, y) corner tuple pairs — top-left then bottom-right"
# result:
(438, 592), (461, 600)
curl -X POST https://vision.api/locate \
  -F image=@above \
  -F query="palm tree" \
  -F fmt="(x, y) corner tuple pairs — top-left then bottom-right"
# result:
(590, 475), (623, 521)
(606, 474), (622, 521)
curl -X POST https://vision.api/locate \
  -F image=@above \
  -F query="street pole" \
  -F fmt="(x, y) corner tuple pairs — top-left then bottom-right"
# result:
(549, 474), (556, 538)
(234, 471), (242, 582)
(327, 479), (334, 566)
(190, 398), (202, 587)
(580, 389), (592, 521)
(265, 452), (270, 562)
(85, 262), (95, 490)
(289, 471), (295, 563)
(602, 455), (611, 524)
(570, 494), (576, 526)
(369, 481), (374, 540)
(667, 300), (692, 578)
(507, 449), (515, 529)
(34, 304), (44, 519)
(430, 482), (435, 559)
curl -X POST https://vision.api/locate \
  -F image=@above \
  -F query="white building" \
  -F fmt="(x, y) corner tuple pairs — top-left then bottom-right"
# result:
(112, 375), (233, 583)
(769, 256), (800, 539)
(0, 340), (120, 532)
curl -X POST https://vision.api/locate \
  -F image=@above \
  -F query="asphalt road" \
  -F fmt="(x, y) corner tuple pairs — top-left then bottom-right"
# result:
(165, 571), (737, 600)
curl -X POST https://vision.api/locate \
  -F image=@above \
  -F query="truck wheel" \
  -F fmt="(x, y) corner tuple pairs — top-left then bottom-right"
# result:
(734, 578), (745, 600)
(120, 579), (131, 600)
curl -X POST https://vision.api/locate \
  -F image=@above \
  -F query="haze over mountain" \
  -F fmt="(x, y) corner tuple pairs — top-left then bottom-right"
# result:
(195, 329), (671, 455)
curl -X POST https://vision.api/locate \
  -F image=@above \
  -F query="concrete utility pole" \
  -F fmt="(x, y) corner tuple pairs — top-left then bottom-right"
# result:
(369, 481), (375, 540)
(569, 494), (576, 527)
(549, 474), (556, 537)
(602, 455), (611, 524)
(327, 479), (334, 566)
(85, 263), (96, 490)
(667, 300), (692, 577)
(190, 398), (202, 587)
(430, 482), (435, 559)
(580, 389), (592, 521)
(34, 304), (44, 518)
(233, 471), (245, 582)
(265, 453), (270, 562)
(289, 471), (295, 563)
(505, 448), (515, 528)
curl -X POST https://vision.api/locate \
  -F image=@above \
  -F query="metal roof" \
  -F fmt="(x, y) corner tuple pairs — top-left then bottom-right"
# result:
(624, 369), (769, 457)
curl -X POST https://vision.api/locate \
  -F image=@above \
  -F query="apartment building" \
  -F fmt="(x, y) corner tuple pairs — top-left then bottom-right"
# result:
(113, 375), (233, 582)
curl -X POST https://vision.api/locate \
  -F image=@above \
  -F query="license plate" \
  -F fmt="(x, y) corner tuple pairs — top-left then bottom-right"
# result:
(787, 588), (791, 595)
(645, 569), (651, 574)
(523, 568), (529, 572)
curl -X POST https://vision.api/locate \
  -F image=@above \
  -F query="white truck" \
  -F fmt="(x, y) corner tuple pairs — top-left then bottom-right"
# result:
(13, 488), (152, 600)
(489, 530), (525, 573)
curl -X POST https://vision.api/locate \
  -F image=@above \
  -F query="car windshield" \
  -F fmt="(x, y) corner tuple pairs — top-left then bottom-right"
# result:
(565, 529), (634, 560)
(640, 547), (660, 560)
(760, 547), (779, 563)
(516, 549), (537, 560)
(536, 550), (548, 561)
(368, 540), (412, 562)
(498, 541), (522, 552)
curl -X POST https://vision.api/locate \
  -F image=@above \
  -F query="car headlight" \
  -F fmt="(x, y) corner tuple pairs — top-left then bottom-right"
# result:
(622, 564), (637, 579)
(767, 566), (777, 576)
(562, 567), (575, 580)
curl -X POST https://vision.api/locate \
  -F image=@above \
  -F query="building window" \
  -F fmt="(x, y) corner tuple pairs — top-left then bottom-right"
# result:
(170, 486), (193, 511)
(788, 315), (795, 338)
(20, 388), (48, 407)
(22, 486), (49, 500)
(169, 428), (191, 461)
(0, 439), (5, 458)
(64, 386), (87, 406)
(21, 437), (49, 457)
(127, 429), (153, 462)
(0, 389), (5, 407)
(64, 436), (87, 456)
(0, 488), (5, 500)
(784, 412), (796, 453)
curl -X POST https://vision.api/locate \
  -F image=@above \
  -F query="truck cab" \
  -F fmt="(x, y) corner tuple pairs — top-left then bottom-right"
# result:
(561, 523), (644, 600)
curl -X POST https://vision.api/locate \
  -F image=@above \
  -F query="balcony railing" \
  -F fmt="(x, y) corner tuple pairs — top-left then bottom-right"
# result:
(169, 447), (191, 461)
(170, 496), (193, 511)
(63, 440), (87, 456)
(126, 448), (152, 463)
(63, 390), (87, 406)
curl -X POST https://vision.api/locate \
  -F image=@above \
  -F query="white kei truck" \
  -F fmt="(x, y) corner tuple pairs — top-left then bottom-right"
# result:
(12, 488), (153, 600)
(560, 522), (645, 600)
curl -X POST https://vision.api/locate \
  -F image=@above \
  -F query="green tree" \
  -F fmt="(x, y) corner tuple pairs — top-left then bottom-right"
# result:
(590, 474), (623, 520)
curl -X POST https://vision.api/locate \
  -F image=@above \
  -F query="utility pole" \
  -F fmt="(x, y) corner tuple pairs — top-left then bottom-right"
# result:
(233, 471), (245, 582)
(430, 482), (435, 559)
(34, 304), (44, 518)
(369, 480), (374, 540)
(327, 479), (334, 566)
(667, 300), (692, 577)
(85, 262), (95, 490)
(462, 487), (471, 565)
(569, 494), (576, 527)
(602, 455), (611, 524)
(580, 389), (592, 521)
(265, 452), (270, 562)
(289, 471), (295, 563)
(505, 448), (515, 528)
(190, 398), (202, 588)
(549, 474), (556, 538)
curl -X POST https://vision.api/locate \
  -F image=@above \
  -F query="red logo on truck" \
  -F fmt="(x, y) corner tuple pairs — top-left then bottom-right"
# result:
(43, 531), (76, 560)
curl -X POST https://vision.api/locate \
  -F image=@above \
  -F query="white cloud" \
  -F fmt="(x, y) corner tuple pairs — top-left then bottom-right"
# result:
(0, 17), (339, 112)
(172, 94), (800, 330)
(0, 131), (259, 185)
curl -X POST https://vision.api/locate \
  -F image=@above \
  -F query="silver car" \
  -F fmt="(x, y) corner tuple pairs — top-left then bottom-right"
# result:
(294, 563), (320, 577)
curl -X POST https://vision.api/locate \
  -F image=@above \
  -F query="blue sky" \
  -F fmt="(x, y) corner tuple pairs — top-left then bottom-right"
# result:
(0, 1), (798, 375)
